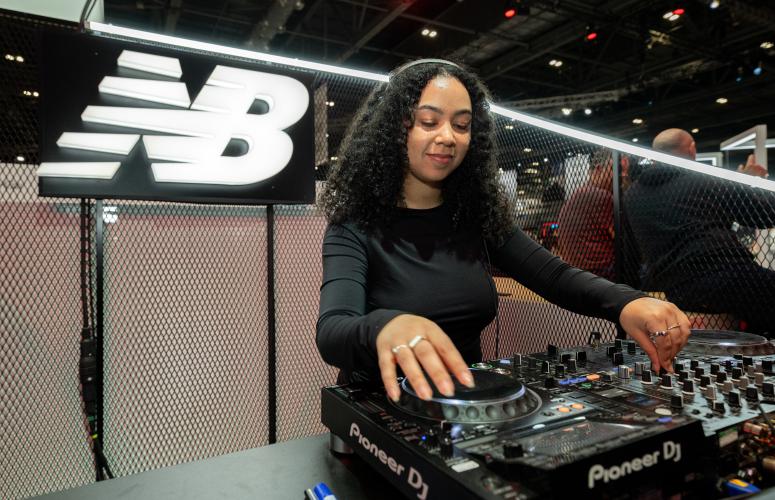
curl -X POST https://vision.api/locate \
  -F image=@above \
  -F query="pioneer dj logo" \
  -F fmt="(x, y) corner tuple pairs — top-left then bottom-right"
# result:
(38, 49), (309, 186)
(349, 422), (429, 500)
(587, 440), (682, 489)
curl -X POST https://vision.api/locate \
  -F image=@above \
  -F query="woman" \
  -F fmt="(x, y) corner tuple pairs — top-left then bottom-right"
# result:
(317, 59), (690, 403)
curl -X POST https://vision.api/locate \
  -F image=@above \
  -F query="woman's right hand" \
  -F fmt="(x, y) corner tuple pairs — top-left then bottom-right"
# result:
(376, 314), (474, 402)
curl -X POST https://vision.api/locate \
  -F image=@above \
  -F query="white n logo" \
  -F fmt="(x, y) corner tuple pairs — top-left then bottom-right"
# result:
(38, 50), (309, 185)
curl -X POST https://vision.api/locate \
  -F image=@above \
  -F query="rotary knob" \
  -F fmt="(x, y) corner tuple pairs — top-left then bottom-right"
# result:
(618, 365), (632, 379)
(660, 374), (673, 389)
(710, 363), (720, 375)
(715, 371), (727, 384)
(728, 391), (741, 407)
(613, 352), (624, 366)
(682, 379), (695, 394)
(746, 386), (759, 401)
(641, 370), (653, 384)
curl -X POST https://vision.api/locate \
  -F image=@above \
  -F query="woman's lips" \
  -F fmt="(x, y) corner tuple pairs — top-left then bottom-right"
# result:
(427, 153), (453, 165)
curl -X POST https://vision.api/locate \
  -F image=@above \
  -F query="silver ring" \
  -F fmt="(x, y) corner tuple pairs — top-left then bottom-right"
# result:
(648, 331), (669, 343)
(408, 335), (426, 349)
(391, 344), (409, 355)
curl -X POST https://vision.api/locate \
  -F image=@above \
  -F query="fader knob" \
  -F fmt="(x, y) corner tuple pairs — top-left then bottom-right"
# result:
(613, 352), (624, 366)
(713, 401), (725, 413)
(576, 351), (587, 364)
(512, 354), (522, 367)
(555, 364), (566, 378)
(567, 359), (578, 372)
(606, 346), (617, 357)
(540, 361), (550, 374)
(627, 341), (637, 355)
(670, 394), (684, 409)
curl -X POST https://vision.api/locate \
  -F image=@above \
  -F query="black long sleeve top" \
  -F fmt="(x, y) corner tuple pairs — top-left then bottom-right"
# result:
(316, 204), (645, 383)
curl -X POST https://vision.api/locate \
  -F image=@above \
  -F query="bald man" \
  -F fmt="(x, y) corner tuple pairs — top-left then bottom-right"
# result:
(625, 128), (775, 334)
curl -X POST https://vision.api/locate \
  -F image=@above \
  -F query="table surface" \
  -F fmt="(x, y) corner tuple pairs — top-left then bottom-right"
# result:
(37, 433), (401, 500)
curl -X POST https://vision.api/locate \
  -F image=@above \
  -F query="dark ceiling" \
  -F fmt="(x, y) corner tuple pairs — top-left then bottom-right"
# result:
(103, 0), (775, 156)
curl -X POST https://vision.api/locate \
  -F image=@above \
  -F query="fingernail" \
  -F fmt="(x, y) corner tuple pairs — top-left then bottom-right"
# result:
(420, 387), (433, 400)
(388, 387), (400, 402)
(439, 381), (454, 397)
(460, 371), (475, 388)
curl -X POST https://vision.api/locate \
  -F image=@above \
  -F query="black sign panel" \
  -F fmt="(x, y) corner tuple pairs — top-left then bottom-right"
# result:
(38, 29), (315, 205)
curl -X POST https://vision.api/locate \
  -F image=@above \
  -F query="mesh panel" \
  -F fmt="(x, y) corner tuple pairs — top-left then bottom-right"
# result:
(3, 10), (775, 499)
(102, 202), (270, 475)
(1, 14), (95, 498)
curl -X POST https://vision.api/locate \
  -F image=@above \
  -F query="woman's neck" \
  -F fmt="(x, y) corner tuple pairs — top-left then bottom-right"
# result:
(403, 175), (443, 209)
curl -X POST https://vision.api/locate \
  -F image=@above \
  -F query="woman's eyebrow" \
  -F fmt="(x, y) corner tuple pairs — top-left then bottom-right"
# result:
(416, 104), (473, 117)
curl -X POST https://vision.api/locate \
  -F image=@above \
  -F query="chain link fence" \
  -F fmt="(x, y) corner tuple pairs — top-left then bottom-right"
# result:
(2, 11), (774, 499)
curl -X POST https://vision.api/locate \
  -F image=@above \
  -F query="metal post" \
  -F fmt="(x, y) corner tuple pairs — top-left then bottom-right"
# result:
(94, 200), (106, 452)
(266, 205), (277, 444)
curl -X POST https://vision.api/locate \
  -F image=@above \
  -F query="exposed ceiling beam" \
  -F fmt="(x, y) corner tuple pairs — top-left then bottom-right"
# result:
(164, 0), (183, 33)
(246, 0), (301, 51)
(336, 0), (416, 63)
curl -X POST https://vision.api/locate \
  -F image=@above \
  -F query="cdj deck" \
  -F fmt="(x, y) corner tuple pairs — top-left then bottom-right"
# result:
(321, 330), (775, 499)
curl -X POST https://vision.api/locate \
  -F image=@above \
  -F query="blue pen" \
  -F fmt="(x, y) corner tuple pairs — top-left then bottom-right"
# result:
(312, 482), (338, 500)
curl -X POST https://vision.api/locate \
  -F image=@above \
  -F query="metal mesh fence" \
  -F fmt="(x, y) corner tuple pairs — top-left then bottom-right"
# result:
(2, 11), (774, 499)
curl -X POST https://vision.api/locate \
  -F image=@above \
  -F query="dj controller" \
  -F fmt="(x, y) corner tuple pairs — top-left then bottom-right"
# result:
(321, 330), (775, 499)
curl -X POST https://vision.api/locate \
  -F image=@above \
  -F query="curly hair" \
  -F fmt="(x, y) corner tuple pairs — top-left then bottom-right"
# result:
(318, 61), (514, 244)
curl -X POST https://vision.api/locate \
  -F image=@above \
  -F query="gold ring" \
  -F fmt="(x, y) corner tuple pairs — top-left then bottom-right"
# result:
(666, 324), (680, 330)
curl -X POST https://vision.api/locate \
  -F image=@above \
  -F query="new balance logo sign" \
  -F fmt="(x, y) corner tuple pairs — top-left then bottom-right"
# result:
(38, 50), (310, 186)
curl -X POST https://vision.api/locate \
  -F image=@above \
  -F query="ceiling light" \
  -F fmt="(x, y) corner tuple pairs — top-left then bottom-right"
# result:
(716, 97), (728, 104)
(691, 128), (699, 133)
(532, 162), (540, 166)
(523, 147), (532, 152)
(632, 138), (639, 142)
(668, 13), (680, 21)
(16, 155), (25, 162)
(505, 124), (514, 130)
(632, 118), (643, 124)
(4, 54), (13, 60)
(32, 91), (39, 97)
(561, 108), (572, 116)
(761, 41), (774, 49)
(15, 55), (24, 62)
(584, 108), (592, 115)
(421, 28), (430, 36)
(543, 158), (549, 163)
(710, 0), (720, 8)
(525, 168), (538, 174)
(429, 30), (437, 38)
(663, 11), (674, 19)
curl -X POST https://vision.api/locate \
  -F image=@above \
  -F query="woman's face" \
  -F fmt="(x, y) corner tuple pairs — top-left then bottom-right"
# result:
(405, 76), (472, 188)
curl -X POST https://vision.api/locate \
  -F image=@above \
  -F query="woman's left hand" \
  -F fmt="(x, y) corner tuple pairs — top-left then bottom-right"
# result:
(619, 297), (692, 373)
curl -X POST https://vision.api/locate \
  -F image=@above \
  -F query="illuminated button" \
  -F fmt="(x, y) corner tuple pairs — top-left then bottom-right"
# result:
(558, 407), (572, 413)
(571, 403), (584, 410)
(654, 407), (672, 416)
(586, 374), (600, 381)
(731, 479), (750, 487)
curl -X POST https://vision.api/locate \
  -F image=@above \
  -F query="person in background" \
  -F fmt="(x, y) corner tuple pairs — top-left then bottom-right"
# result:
(625, 128), (775, 334)
(556, 149), (629, 282)
(316, 60), (691, 403)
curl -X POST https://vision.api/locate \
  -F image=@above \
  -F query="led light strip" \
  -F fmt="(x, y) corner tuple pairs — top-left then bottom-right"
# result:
(88, 22), (389, 83)
(86, 22), (775, 193)
(491, 105), (775, 193)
